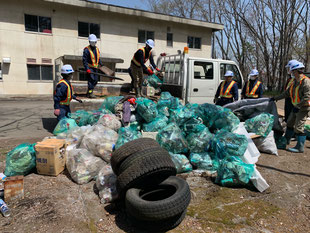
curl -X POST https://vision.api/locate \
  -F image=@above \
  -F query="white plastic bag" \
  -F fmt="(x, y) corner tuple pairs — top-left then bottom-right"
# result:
(96, 165), (118, 204)
(252, 131), (278, 155)
(66, 146), (106, 184)
(96, 114), (121, 132)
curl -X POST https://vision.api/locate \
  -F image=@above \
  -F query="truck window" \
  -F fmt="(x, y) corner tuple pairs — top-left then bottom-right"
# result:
(220, 63), (242, 89)
(194, 61), (213, 79)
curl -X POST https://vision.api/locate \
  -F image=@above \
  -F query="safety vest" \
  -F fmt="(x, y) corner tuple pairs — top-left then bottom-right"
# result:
(245, 80), (261, 98)
(290, 75), (309, 106)
(85, 46), (100, 68)
(220, 80), (236, 98)
(132, 47), (150, 67)
(285, 78), (294, 90)
(56, 79), (73, 105)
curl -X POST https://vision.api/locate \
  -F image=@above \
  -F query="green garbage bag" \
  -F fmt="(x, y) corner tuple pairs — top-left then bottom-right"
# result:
(136, 97), (158, 123)
(186, 127), (213, 153)
(53, 117), (78, 136)
(213, 108), (240, 132)
(305, 125), (310, 139)
(129, 121), (142, 131)
(143, 115), (168, 132)
(157, 105), (169, 117)
(197, 103), (223, 128)
(181, 118), (205, 135)
(245, 113), (274, 137)
(157, 92), (174, 108)
(4, 143), (36, 177)
(212, 130), (248, 159)
(157, 123), (188, 154)
(184, 103), (199, 115)
(215, 156), (254, 186)
(145, 74), (163, 88)
(189, 152), (218, 171)
(87, 110), (103, 125)
(69, 110), (92, 126)
(169, 153), (192, 174)
(115, 127), (142, 149)
(274, 131), (287, 149)
(169, 107), (195, 126)
(99, 96), (123, 113)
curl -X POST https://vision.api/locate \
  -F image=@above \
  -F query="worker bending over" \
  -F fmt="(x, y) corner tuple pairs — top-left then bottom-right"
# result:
(241, 69), (263, 99)
(54, 65), (82, 121)
(272, 61), (310, 153)
(130, 39), (160, 97)
(214, 71), (239, 106)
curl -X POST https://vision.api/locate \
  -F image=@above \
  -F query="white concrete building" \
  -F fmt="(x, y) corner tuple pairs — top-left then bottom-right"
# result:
(0, 0), (223, 95)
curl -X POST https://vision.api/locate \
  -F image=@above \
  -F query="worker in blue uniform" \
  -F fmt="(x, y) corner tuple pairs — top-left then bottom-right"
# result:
(214, 70), (239, 106)
(241, 69), (263, 99)
(130, 39), (161, 97)
(83, 34), (103, 98)
(54, 65), (82, 121)
(283, 60), (297, 122)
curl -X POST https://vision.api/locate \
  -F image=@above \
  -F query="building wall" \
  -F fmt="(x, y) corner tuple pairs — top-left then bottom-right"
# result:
(0, 0), (213, 95)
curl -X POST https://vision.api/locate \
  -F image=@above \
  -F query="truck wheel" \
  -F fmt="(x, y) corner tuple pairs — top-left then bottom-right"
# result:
(111, 138), (160, 175)
(125, 176), (191, 221)
(117, 153), (176, 194)
(118, 147), (170, 174)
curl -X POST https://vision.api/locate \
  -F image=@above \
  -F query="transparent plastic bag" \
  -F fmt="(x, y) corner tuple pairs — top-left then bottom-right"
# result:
(66, 125), (92, 145)
(96, 114), (121, 132)
(197, 103), (223, 128)
(212, 130), (248, 159)
(157, 106), (170, 117)
(144, 74), (163, 88)
(99, 96), (123, 113)
(189, 152), (217, 171)
(4, 143), (36, 177)
(53, 117), (78, 136)
(169, 107), (195, 126)
(66, 147), (106, 184)
(87, 110), (103, 125)
(96, 165), (118, 204)
(142, 115), (168, 132)
(186, 127), (213, 153)
(213, 108), (240, 132)
(215, 156), (255, 187)
(129, 121), (142, 131)
(156, 123), (188, 154)
(245, 113), (274, 137)
(157, 92), (173, 108)
(181, 118), (205, 135)
(136, 98), (158, 123)
(169, 153), (192, 174)
(69, 110), (92, 127)
(115, 127), (142, 149)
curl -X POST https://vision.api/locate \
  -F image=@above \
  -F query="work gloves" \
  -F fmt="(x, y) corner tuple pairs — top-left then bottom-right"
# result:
(86, 69), (91, 74)
(269, 97), (275, 102)
(54, 109), (60, 116)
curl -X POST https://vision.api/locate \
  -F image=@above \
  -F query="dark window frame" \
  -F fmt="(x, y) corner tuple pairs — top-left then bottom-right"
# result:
(78, 21), (100, 39)
(193, 61), (214, 80)
(138, 30), (155, 43)
(27, 64), (53, 81)
(187, 36), (201, 49)
(167, 33), (173, 47)
(24, 14), (52, 34)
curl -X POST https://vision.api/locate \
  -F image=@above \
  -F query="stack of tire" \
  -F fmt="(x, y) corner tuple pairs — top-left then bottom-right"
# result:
(111, 138), (191, 232)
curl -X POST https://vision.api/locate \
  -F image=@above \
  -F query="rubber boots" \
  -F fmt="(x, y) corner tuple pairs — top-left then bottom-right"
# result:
(284, 128), (295, 145)
(288, 135), (306, 153)
(87, 89), (96, 98)
(135, 87), (141, 97)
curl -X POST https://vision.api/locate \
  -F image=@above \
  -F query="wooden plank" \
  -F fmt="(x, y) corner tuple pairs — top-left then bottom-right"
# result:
(250, 134), (261, 139)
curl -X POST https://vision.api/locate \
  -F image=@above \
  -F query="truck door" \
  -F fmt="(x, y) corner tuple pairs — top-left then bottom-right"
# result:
(188, 60), (216, 104)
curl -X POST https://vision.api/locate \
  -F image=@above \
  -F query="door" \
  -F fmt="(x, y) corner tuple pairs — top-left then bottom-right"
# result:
(188, 60), (216, 104)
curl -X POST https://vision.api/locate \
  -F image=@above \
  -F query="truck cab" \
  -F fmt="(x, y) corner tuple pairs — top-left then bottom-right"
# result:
(157, 51), (243, 104)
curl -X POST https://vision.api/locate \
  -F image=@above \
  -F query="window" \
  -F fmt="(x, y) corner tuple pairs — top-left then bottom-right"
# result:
(78, 21), (100, 38)
(27, 65), (53, 81)
(25, 14), (52, 33)
(188, 36), (201, 49)
(220, 63), (242, 89)
(167, 33), (173, 47)
(138, 30), (154, 43)
(194, 62), (213, 79)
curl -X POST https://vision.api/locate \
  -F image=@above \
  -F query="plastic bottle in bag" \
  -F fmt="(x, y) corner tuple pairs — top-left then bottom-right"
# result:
(0, 199), (10, 217)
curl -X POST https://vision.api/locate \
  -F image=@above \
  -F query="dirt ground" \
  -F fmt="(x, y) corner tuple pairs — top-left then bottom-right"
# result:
(0, 99), (309, 233)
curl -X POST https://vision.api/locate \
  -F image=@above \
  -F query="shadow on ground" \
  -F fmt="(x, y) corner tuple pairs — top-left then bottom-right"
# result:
(42, 118), (58, 133)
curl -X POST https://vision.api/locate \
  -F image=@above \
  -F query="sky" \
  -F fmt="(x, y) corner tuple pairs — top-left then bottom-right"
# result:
(89, 0), (148, 10)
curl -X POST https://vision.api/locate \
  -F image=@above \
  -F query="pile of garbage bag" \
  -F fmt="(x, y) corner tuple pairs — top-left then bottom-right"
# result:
(169, 153), (193, 174)
(136, 97), (158, 123)
(245, 113), (274, 137)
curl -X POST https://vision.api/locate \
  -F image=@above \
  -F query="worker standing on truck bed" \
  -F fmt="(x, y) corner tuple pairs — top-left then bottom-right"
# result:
(54, 65), (82, 121)
(214, 71), (239, 106)
(83, 34), (103, 98)
(271, 61), (310, 153)
(284, 60), (298, 122)
(130, 39), (161, 97)
(241, 69), (263, 99)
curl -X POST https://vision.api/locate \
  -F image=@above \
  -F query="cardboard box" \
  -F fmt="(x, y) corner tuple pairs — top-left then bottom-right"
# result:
(4, 176), (24, 202)
(35, 139), (67, 176)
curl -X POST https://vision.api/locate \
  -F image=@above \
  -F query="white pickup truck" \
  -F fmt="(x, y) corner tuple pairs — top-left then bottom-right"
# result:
(156, 50), (244, 104)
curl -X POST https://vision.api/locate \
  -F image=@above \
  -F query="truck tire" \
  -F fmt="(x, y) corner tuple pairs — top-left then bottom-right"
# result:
(125, 176), (191, 221)
(111, 138), (160, 175)
(117, 153), (176, 194)
(118, 147), (170, 174)
(127, 209), (186, 232)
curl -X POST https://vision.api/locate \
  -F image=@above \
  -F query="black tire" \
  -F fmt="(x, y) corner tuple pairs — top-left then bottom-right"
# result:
(127, 209), (186, 232)
(125, 176), (191, 221)
(111, 138), (160, 175)
(118, 147), (170, 174)
(117, 153), (176, 194)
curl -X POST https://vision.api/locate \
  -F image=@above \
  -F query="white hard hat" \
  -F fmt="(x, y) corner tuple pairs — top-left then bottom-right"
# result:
(224, 71), (234, 77)
(61, 64), (74, 74)
(285, 59), (298, 68)
(88, 34), (97, 42)
(290, 61), (305, 71)
(249, 69), (259, 76)
(146, 39), (155, 48)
